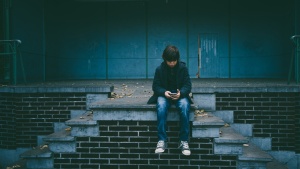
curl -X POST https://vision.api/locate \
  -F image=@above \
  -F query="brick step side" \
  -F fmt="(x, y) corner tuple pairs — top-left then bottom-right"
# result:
(52, 120), (237, 168)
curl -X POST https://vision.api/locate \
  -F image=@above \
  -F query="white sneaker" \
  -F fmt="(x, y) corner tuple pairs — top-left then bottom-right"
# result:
(179, 141), (191, 156)
(155, 140), (166, 153)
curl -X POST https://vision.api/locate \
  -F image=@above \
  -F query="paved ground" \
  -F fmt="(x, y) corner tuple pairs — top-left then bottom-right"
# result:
(2, 78), (299, 98)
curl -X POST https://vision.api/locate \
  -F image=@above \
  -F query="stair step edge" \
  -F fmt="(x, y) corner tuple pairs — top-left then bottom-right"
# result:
(43, 130), (74, 142)
(215, 127), (248, 144)
(238, 143), (273, 162)
(20, 146), (52, 158)
(193, 112), (225, 127)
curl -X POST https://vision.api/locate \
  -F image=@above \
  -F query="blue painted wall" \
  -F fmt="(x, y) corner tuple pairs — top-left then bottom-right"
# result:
(10, 0), (295, 81)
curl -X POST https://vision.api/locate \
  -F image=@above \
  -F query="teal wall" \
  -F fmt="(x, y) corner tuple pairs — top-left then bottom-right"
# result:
(10, 0), (295, 81)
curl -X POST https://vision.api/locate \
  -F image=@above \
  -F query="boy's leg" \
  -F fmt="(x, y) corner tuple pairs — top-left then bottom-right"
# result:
(176, 98), (190, 141)
(177, 97), (191, 155)
(156, 96), (170, 141)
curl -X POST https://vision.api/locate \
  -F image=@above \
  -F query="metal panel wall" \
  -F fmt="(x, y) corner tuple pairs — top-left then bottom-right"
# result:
(45, 0), (107, 80)
(10, 0), (45, 82)
(9, 0), (295, 81)
(230, 0), (293, 78)
(147, 0), (188, 78)
(107, 1), (146, 79)
(188, 0), (229, 78)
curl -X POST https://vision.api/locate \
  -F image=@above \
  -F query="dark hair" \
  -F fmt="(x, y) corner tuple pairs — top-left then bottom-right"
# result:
(162, 45), (180, 61)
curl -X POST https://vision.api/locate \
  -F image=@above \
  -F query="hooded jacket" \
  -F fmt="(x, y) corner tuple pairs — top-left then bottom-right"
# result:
(147, 61), (193, 104)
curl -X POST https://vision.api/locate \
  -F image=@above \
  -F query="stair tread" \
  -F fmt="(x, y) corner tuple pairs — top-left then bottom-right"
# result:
(193, 112), (225, 127)
(43, 130), (74, 142)
(238, 143), (273, 162)
(65, 111), (97, 125)
(215, 127), (248, 144)
(6, 159), (27, 169)
(20, 145), (52, 158)
(90, 97), (197, 110)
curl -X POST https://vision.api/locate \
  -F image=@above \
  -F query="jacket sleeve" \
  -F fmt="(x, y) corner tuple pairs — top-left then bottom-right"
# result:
(179, 66), (192, 98)
(152, 67), (167, 96)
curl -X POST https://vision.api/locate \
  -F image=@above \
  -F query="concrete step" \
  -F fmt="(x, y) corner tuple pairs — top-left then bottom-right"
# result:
(211, 110), (234, 124)
(238, 143), (273, 169)
(19, 144), (53, 169)
(231, 123), (253, 137)
(192, 112), (225, 138)
(192, 93), (216, 111)
(90, 97), (196, 121)
(6, 159), (27, 169)
(214, 126), (248, 155)
(65, 111), (99, 136)
(43, 130), (76, 153)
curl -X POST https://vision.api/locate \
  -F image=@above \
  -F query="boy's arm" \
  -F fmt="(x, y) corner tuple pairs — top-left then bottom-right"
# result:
(179, 67), (192, 98)
(152, 68), (167, 96)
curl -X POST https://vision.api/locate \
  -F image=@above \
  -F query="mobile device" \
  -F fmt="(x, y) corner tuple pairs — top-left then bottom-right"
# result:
(170, 93), (177, 95)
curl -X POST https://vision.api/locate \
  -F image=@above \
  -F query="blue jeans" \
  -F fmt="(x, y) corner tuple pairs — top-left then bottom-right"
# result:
(156, 96), (190, 142)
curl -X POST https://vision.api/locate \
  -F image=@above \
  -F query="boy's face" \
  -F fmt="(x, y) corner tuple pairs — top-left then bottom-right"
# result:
(166, 60), (177, 68)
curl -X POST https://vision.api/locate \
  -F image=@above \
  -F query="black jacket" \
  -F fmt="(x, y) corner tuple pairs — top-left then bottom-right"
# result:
(147, 61), (193, 104)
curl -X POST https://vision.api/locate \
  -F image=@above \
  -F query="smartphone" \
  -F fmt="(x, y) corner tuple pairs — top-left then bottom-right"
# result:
(170, 93), (177, 95)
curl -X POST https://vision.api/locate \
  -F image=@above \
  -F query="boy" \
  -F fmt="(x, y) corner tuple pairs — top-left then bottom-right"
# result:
(147, 45), (192, 156)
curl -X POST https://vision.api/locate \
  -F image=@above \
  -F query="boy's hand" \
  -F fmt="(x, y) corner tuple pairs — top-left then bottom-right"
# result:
(165, 89), (180, 100)
(165, 91), (173, 99)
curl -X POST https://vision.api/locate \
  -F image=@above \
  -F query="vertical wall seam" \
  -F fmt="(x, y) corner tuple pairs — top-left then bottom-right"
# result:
(105, 2), (108, 79)
(145, 1), (148, 79)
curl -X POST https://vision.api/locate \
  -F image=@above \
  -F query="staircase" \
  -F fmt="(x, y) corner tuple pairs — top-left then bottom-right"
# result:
(11, 90), (287, 169)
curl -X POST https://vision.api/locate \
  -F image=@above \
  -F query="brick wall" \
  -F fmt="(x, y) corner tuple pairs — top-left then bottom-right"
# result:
(216, 92), (296, 151)
(0, 93), (86, 149)
(0, 93), (16, 149)
(295, 93), (300, 153)
(54, 121), (236, 169)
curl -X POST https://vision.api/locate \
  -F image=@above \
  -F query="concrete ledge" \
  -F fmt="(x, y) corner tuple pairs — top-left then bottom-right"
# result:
(91, 97), (196, 121)
(93, 108), (195, 121)
(0, 85), (113, 93)
(192, 86), (300, 93)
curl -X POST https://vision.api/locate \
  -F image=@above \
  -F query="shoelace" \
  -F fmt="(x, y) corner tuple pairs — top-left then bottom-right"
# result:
(180, 141), (189, 149)
(157, 141), (164, 148)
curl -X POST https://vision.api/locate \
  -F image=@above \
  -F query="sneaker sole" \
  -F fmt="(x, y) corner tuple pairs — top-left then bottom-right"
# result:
(155, 149), (165, 153)
(182, 151), (191, 156)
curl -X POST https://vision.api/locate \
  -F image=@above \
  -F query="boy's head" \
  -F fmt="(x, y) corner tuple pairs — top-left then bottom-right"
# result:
(162, 45), (180, 62)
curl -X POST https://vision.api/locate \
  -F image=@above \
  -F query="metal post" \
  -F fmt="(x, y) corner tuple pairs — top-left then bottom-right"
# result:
(12, 41), (17, 84)
(289, 35), (300, 84)
(295, 36), (300, 84)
